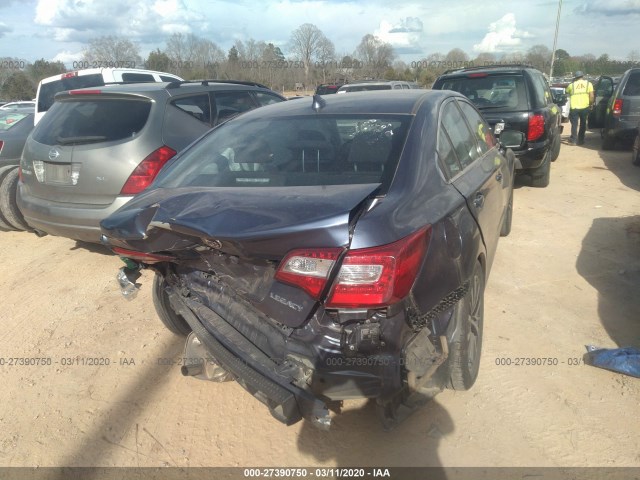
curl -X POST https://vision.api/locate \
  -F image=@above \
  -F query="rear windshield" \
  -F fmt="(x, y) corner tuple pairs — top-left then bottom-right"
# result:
(31, 98), (152, 146)
(154, 114), (411, 190)
(37, 74), (105, 113)
(439, 74), (528, 112)
(0, 112), (30, 131)
(622, 72), (640, 96)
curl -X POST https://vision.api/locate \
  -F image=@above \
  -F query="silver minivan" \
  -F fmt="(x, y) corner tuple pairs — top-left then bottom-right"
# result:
(19, 80), (285, 242)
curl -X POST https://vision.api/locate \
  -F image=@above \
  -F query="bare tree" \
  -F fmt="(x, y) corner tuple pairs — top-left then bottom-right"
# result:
(355, 34), (395, 78)
(166, 33), (224, 79)
(289, 23), (331, 84)
(628, 50), (640, 63)
(82, 35), (141, 66)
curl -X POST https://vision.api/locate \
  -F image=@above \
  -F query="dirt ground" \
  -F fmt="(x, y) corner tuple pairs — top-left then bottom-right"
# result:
(0, 127), (639, 471)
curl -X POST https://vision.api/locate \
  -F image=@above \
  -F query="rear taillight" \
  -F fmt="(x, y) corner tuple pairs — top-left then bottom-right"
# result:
(112, 247), (174, 264)
(327, 227), (431, 308)
(275, 249), (342, 299)
(0, 140), (3, 153)
(612, 98), (623, 116)
(120, 146), (177, 195)
(527, 114), (545, 142)
(62, 72), (78, 79)
(275, 227), (431, 309)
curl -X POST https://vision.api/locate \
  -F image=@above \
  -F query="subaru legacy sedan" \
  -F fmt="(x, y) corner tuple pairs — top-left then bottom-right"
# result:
(101, 90), (516, 429)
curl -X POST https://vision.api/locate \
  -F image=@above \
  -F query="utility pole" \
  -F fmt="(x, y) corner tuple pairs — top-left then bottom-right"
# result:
(549, 0), (563, 81)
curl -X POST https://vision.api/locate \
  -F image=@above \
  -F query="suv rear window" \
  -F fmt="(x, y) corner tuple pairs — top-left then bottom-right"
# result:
(439, 74), (528, 112)
(622, 72), (640, 96)
(37, 74), (105, 113)
(32, 98), (152, 146)
(154, 115), (411, 190)
(0, 112), (30, 131)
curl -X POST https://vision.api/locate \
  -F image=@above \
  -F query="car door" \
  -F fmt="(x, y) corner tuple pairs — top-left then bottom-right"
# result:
(441, 99), (505, 262)
(588, 76), (614, 129)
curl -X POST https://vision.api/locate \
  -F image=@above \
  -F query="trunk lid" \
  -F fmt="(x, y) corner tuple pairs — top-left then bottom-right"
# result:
(102, 184), (380, 327)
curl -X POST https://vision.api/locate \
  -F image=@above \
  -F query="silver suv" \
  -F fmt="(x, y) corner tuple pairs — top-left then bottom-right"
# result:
(18, 80), (285, 243)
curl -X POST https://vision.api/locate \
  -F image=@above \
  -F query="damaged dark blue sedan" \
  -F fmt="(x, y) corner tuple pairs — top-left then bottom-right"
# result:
(100, 90), (517, 429)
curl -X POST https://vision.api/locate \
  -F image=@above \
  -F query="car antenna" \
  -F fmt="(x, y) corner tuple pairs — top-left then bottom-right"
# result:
(312, 94), (326, 112)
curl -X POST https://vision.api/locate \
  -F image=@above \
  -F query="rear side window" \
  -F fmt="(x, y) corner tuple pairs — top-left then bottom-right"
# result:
(153, 115), (411, 191)
(253, 91), (285, 106)
(530, 72), (549, 108)
(0, 113), (30, 131)
(457, 100), (496, 154)
(37, 74), (104, 113)
(32, 98), (152, 145)
(622, 72), (640, 96)
(440, 101), (478, 169)
(121, 73), (155, 82)
(213, 91), (257, 123)
(171, 94), (211, 124)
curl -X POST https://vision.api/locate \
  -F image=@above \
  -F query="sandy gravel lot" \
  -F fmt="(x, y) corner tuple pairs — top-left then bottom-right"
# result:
(0, 127), (639, 472)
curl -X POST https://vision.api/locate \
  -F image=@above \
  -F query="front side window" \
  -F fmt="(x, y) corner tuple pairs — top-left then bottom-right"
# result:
(153, 114), (411, 191)
(121, 73), (155, 82)
(213, 91), (257, 124)
(623, 72), (640, 96)
(253, 91), (285, 106)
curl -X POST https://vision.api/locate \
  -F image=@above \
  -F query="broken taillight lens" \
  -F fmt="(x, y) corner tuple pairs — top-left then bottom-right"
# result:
(275, 248), (342, 299)
(120, 146), (177, 195)
(274, 227), (431, 308)
(327, 227), (431, 308)
(112, 247), (174, 264)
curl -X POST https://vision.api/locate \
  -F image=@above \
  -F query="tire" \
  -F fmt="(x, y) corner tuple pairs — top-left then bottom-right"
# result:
(550, 132), (561, 162)
(447, 261), (484, 390)
(0, 166), (18, 231)
(152, 273), (192, 336)
(500, 187), (513, 237)
(529, 151), (550, 188)
(0, 167), (32, 231)
(632, 134), (640, 167)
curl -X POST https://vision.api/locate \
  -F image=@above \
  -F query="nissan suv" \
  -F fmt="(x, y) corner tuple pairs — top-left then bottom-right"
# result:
(18, 80), (285, 243)
(433, 64), (563, 187)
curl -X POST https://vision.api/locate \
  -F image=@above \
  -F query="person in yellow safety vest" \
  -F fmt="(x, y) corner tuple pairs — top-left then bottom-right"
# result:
(565, 71), (594, 145)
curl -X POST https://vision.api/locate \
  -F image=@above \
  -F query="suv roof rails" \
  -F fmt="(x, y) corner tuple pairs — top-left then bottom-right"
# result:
(442, 63), (537, 75)
(165, 79), (269, 89)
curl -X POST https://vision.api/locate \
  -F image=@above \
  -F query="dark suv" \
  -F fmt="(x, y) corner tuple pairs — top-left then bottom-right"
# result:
(18, 80), (285, 243)
(433, 65), (563, 187)
(588, 68), (640, 150)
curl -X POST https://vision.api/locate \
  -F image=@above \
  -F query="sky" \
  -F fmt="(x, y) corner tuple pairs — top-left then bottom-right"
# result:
(0, 0), (639, 67)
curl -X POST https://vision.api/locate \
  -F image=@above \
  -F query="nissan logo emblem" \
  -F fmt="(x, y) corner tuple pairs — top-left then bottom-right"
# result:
(48, 148), (60, 160)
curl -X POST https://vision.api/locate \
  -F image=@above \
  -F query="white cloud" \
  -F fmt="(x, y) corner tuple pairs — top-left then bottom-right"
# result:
(374, 16), (424, 49)
(473, 13), (532, 53)
(52, 50), (83, 65)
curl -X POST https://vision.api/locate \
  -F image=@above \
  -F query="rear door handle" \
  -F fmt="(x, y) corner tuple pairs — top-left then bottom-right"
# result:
(473, 193), (485, 208)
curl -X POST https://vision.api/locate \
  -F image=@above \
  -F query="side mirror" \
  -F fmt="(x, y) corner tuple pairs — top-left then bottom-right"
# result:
(552, 93), (568, 106)
(498, 129), (526, 149)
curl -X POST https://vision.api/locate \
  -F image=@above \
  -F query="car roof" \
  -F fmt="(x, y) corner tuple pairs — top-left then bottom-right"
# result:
(233, 90), (457, 118)
(439, 64), (538, 77)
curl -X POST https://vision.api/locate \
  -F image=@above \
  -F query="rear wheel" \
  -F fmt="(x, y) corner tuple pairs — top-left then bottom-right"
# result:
(0, 166), (18, 231)
(0, 167), (32, 231)
(632, 134), (640, 166)
(550, 132), (561, 162)
(152, 273), (192, 336)
(529, 151), (550, 188)
(447, 261), (484, 390)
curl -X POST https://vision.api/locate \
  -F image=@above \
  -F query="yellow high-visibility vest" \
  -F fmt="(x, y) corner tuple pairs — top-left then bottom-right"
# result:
(565, 79), (593, 109)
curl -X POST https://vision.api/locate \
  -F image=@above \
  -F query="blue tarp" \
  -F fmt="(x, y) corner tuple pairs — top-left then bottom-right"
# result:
(584, 345), (640, 378)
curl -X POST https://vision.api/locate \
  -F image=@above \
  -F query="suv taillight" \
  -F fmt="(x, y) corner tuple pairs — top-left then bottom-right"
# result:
(612, 99), (623, 116)
(527, 114), (545, 142)
(275, 227), (431, 308)
(120, 146), (177, 195)
(0, 140), (3, 153)
(112, 247), (174, 264)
